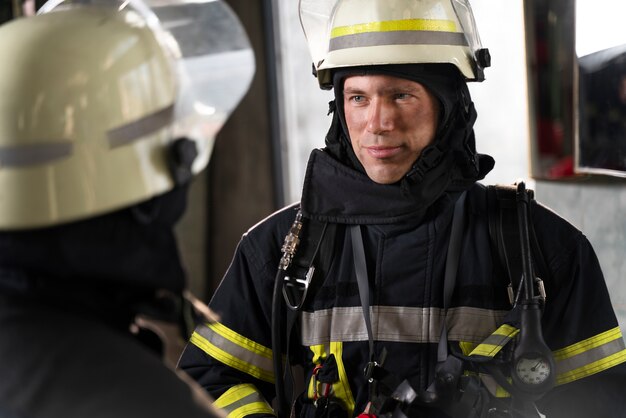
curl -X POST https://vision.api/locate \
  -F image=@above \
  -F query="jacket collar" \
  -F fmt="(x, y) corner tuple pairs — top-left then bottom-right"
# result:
(300, 149), (458, 225)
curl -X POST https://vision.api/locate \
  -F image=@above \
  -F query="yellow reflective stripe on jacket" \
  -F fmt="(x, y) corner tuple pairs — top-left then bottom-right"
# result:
(214, 384), (275, 418)
(468, 324), (520, 358)
(307, 342), (356, 416)
(459, 340), (513, 398)
(463, 326), (626, 392)
(190, 322), (274, 383)
(331, 19), (458, 38)
(554, 327), (626, 385)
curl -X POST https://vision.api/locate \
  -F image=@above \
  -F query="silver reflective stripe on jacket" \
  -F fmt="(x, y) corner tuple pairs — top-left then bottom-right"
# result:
(300, 305), (508, 346)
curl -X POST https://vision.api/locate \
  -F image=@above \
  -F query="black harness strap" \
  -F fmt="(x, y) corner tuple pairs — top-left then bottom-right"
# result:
(350, 225), (375, 365)
(273, 210), (338, 418)
(438, 191), (467, 362)
(350, 224), (379, 404)
(350, 192), (468, 412)
(487, 185), (551, 307)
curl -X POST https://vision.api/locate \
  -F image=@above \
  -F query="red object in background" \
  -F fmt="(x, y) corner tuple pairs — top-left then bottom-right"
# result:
(547, 156), (574, 178)
(537, 118), (564, 155)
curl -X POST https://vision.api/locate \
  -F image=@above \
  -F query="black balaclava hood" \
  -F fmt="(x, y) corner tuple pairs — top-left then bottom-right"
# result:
(0, 185), (190, 335)
(301, 63), (494, 224)
(0, 185), (189, 294)
(329, 63), (492, 181)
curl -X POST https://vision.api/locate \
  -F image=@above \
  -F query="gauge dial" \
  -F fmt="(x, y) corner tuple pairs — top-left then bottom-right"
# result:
(515, 356), (552, 385)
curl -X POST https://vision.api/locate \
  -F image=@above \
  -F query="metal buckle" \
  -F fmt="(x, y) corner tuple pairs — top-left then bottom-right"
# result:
(282, 266), (315, 311)
(363, 361), (379, 383)
(535, 277), (547, 301)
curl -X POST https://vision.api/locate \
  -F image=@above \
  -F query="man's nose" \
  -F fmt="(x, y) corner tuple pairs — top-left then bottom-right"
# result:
(366, 99), (393, 134)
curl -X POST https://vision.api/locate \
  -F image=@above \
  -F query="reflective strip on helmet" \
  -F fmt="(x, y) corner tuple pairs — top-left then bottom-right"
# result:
(307, 342), (356, 416)
(300, 306), (507, 346)
(331, 19), (458, 37)
(329, 19), (468, 52)
(107, 104), (174, 148)
(468, 324), (520, 358)
(0, 142), (72, 167)
(554, 327), (626, 385)
(190, 322), (275, 382)
(213, 384), (275, 418)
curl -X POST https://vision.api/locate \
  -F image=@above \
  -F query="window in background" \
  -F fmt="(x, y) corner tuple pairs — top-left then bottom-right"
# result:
(525, 0), (626, 179)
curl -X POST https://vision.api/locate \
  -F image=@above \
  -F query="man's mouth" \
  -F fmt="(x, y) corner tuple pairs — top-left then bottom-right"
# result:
(365, 145), (402, 159)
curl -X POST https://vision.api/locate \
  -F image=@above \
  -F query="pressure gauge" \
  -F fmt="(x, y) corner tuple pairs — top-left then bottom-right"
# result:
(514, 355), (552, 386)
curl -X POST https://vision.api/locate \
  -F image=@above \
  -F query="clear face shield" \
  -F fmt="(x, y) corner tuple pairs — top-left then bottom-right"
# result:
(39, 0), (255, 173)
(298, 0), (337, 71)
(450, 0), (485, 58)
(299, 0), (489, 87)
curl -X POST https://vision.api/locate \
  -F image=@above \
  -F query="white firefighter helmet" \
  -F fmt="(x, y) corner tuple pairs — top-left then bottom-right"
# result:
(299, 0), (490, 89)
(0, 0), (254, 230)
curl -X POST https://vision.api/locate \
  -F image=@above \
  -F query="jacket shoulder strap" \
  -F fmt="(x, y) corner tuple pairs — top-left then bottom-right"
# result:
(273, 212), (340, 418)
(486, 184), (550, 302)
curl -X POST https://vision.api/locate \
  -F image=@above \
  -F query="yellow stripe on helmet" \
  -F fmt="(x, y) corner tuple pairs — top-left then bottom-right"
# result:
(331, 19), (458, 39)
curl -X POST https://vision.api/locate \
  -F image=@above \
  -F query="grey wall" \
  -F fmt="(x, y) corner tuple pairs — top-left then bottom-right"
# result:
(535, 181), (626, 331)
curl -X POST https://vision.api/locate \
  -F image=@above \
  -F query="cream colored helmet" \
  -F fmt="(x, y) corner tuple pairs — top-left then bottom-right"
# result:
(299, 0), (490, 89)
(0, 0), (254, 230)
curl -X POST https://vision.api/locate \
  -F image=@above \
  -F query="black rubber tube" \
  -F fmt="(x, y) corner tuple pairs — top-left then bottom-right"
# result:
(271, 269), (288, 418)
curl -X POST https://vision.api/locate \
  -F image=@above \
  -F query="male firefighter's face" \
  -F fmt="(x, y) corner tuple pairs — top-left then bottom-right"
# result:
(343, 74), (440, 184)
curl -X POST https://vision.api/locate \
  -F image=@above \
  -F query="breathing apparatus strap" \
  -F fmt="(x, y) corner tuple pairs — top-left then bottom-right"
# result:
(272, 209), (338, 418)
(422, 191), (469, 408)
(351, 225), (405, 414)
(438, 191), (467, 361)
(350, 225), (377, 401)
(350, 192), (468, 413)
(486, 185), (551, 306)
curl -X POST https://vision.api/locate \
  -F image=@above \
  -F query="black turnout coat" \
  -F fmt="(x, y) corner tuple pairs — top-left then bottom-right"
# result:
(179, 150), (626, 418)
(180, 70), (626, 417)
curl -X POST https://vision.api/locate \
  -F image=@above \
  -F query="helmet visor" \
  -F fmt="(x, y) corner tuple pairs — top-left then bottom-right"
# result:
(299, 0), (336, 69)
(450, 0), (484, 54)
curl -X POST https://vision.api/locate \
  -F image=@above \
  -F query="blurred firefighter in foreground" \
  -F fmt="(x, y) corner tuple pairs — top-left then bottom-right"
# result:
(0, 0), (254, 417)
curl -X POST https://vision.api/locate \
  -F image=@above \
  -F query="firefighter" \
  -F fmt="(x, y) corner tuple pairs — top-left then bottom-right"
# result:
(178, 0), (626, 417)
(0, 0), (254, 417)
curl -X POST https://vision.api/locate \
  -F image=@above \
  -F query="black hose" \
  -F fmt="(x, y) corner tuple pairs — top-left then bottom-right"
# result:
(516, 182), (534, 301)
(271, 269), (289, 418)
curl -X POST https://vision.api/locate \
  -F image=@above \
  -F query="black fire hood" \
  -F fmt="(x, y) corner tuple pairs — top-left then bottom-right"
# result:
(0, 185), (189, 294)
(328, 63), (494, 184)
